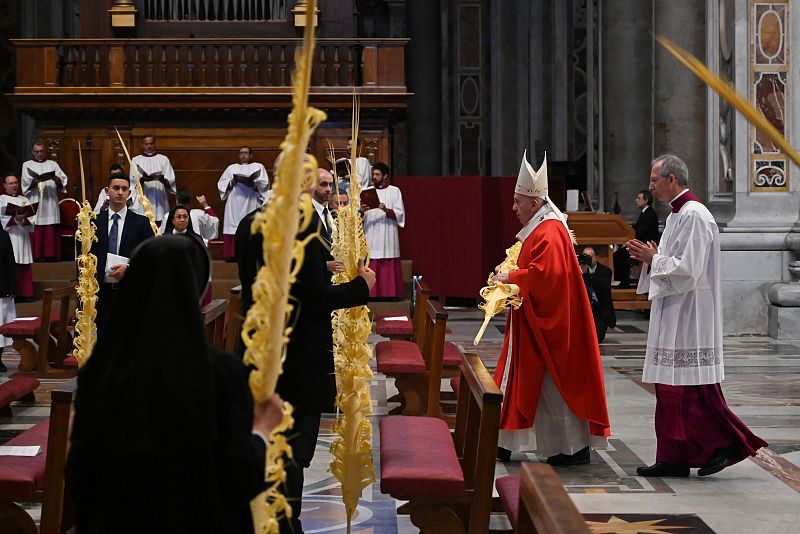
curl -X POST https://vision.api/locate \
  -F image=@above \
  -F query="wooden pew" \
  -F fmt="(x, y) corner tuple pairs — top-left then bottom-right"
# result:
(376, 297), (448, 416)
(495, 462), (590, 534)
(379, 352), (502, 533)
(201, 298), (228, 349)
(0, 378), (76, 534)
(374, 278), (429, 340)
(0, 285), (76, 378)
(225, 285), (244, 354)
(0, 377), (40, 418)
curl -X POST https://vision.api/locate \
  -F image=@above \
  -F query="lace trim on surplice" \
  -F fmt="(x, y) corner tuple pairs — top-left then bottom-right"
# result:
(647, 347), (722, 368)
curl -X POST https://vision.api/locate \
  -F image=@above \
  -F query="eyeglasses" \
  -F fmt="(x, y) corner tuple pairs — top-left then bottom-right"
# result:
(174, 214), (190, 220)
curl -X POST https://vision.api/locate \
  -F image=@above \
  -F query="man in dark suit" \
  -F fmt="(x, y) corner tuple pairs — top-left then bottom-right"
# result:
(614, 190), (660, 287)
(91, 174), (156, 333)
(581, 247), (616, 343)
(235, 169), (375, 534)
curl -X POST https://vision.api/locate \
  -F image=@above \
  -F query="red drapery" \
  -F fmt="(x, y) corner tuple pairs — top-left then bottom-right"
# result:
(393, 176), (519, 299)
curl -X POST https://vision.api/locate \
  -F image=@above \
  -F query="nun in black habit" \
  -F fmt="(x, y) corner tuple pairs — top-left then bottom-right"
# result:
(66, 235), (276, 533)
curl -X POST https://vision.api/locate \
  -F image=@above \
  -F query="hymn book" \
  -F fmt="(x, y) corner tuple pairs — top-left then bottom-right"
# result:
(334, 158), (352, 179)
(136, 164), (166, 183)
(233, 169), (261, 187)
(4, 203), (37, 218)
(360, 188), (380, 210)
(26, 169), (57, 182)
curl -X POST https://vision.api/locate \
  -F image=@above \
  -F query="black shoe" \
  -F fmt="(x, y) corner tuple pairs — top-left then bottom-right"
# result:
(547, 446), (590, 467)
(636, 462), (690, 477)
(497, 447), (512, 462)
(698, 446), (739, 476)
(0, 361), (6, 373)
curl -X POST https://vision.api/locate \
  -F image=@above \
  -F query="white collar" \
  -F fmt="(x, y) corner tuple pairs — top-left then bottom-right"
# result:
(641, 205), (649, 213)
(109, 205), (128, 221)
(668, 189), (690, 206)
(311, 198), (328, 215)
(173, 229), (187, 235)
(588, 263), (597, 273)
(516, 202), (554, 242)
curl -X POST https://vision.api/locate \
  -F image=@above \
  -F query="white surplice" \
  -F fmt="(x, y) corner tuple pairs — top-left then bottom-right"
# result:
(20, 159), (68, 225)
(217, 162), (269, 235)
(363, 185), (405, 259)
(158, 208), (218, 247)
(637, 190), (724, 385)
(131, 153), (176, 221)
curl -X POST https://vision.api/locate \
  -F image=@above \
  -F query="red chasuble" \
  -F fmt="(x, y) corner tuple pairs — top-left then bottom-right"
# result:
(494, 219), (611, 438)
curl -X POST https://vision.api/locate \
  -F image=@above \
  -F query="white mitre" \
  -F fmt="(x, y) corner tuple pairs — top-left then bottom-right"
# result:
(514, 150), (575, 243)
(515, 149), (548, 197)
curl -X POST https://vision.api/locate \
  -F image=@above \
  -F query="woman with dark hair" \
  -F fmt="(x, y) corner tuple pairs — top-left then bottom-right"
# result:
(66, 236), (281, 533)
(164, 204), (213, 304)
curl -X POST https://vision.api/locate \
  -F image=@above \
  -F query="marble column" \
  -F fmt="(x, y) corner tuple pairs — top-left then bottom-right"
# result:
(407, 0), (442, 175)
(601, 0), (653, 220)
(653, 0), (708, 202)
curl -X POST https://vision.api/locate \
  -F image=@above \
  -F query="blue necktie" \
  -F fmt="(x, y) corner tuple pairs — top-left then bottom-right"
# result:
(109, 213), (120, 255)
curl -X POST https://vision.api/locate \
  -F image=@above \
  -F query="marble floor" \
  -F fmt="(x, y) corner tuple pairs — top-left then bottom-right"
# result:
(2, 309), (800, 533)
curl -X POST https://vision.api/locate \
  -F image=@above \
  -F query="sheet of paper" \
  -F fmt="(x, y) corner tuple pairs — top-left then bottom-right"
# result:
(0, 445), (41, 456)
(383, 316), (410, 322)
(105, 253), (130, 283)
(15, 317), (38, 321)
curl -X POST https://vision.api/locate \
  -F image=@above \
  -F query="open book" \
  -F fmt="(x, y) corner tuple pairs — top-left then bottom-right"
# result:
(136, 164), (166, 183)
(4, 202), (37, 218)
(233, 169), (261, 188)
(333, 158), (352, 179)
(26, 169), (57, 182)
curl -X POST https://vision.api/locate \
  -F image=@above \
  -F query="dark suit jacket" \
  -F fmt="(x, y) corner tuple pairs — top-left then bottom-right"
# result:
(583, 263), (616, 329)
(633, 206), (659, 244)
(0, 228), (16, 297)
(91, 209), (156, 284)
(277, 211), (369, 412)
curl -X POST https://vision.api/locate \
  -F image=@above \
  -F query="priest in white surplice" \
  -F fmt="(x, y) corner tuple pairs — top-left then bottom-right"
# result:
(339, 137), (371, 194)
(0, 173), (34, 300)
(362, 162), (405, 298)
(131, 134), (176, 224)
(217, 146), (269, 261)
(21, 142), (67, 260)
(629, 154), (767, 478)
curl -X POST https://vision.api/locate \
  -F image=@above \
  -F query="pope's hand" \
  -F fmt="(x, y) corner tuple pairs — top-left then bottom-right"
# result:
(493, 272), (510, 284)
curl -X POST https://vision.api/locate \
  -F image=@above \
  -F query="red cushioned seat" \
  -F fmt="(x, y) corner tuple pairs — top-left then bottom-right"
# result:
(9, 376), (39, 399)
(63, 354), (78, 369)
(450, 376), (460, 396)
(375, 341), (425, 374)
(375, 316), (413, 337)
(0, 418), (49, 501)
(443, 341), (463, 367)
(380, 415), (465, 498)
(0, 386), (15, 410)
(496, 475), (521, 530)
(0, 313), (63, 337)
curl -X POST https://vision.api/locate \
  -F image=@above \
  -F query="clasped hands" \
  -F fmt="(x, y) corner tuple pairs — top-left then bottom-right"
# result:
(626, 239), (658, 264)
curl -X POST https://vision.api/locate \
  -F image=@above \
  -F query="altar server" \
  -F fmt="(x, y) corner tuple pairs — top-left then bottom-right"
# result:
(131, 134), (176, 224)
(0, 173), (35, 299)
(218, 146), (269, 261)
(21, 142), (67, 260)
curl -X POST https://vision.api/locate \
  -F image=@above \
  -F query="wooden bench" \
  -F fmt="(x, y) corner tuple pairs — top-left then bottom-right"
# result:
(495, 463), (590, 533)
(376, 298), (448, 416)
(0, 285), (76, 378)
(225, 285), (244, 354)
(612, 288), (650, 311)
(374, 278), (429, 340)
(201, 298), (228, 349)
(0, 377), (40, 418)
(379, 352), (502, 533)
(0, 378), (76, 534)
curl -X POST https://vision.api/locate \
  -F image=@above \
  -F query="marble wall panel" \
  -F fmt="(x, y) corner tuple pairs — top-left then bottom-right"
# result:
(721, 249), (785, 280)
(722, 279), (771, 335)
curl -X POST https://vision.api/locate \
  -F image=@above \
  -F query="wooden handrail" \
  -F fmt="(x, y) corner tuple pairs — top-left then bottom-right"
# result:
(12, 38), (407, 92)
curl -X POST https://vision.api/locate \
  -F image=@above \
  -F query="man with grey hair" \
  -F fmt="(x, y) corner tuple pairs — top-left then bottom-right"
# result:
(627, 153), (766, 477)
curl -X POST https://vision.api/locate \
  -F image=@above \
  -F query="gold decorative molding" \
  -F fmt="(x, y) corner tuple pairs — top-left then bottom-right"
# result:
(110, 0), (138, 29)
(292, 2), (319, 28)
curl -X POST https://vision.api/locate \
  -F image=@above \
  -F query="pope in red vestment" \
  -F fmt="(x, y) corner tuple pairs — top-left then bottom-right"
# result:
(493, 151), (610, 465)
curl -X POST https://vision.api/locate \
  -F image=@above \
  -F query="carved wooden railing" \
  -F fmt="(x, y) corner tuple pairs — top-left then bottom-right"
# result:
(12, 39), (407, 92)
